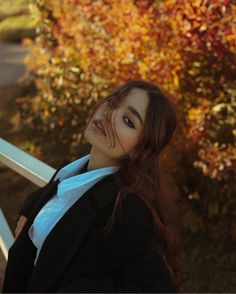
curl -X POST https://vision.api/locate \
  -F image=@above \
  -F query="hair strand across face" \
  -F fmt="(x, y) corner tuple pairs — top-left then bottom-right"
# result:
(81, 80), (189, 292)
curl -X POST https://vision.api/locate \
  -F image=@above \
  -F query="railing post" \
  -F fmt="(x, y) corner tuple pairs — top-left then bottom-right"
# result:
(0, 209), (14, 260)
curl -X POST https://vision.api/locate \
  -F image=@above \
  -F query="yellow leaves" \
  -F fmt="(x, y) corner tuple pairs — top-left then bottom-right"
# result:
(141, 35), (151, 43)
(211, 103), (226, 113)
(182, 19), (191, 33)
(193, 61), (201, 67)
(47, 93), (53, 102)
(56, 76), (64, 87)
(24, 0), (236, 186)
(115, 42), (131, 56)
(132, 24), (148, 34)
(188, 107), (203, 121)
(187, 99), (212, 142)
(173, 75), (179, 87)
(194, 143), (236, 180)
(188, 69), (196, 76)
(70, 67), (80, 73)
(15, 0), (236, 244)
(51, 57), (61, 65)
(137, 61), (149, 75)
(225, 34), (236, 42)
(122, 52), (134, 64)
(91, 74), (105, 84)
(191, 0), (203, 8)
(44, 109), (49, 118)
(199, 23), (207, 32)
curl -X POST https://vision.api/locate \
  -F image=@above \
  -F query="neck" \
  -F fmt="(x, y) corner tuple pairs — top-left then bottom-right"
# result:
(86, 146), (119, 171)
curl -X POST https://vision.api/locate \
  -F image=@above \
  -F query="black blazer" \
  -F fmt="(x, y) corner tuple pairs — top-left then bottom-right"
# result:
(2, 152), (177, 293)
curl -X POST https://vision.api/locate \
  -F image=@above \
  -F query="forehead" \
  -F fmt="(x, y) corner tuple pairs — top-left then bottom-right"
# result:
(122, 87), (149, 110)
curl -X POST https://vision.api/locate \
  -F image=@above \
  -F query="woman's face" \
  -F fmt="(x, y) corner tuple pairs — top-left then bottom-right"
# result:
(84, 87), (149, 162)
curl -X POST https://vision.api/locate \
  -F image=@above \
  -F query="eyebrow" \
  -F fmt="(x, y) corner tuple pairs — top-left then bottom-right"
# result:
(127, 106), (144, 125)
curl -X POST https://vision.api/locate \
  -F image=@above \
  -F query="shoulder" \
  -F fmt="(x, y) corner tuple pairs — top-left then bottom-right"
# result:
(19, 159), (71, 217)
(117, 194), (154, 233)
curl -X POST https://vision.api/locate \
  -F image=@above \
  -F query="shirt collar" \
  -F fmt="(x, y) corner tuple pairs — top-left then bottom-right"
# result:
(53, 153), (120, 182)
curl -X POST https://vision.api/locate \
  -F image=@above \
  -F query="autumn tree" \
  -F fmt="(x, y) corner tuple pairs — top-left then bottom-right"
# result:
(19, 0), (236, 238)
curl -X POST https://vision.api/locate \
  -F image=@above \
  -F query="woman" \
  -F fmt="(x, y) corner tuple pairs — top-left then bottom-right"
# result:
(2, 80), (189, 293)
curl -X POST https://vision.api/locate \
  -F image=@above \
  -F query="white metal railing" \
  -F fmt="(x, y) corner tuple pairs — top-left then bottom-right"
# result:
(0, 138), (55, 187)
(0, 137), (56, 260)
(0, 209), (15, 260)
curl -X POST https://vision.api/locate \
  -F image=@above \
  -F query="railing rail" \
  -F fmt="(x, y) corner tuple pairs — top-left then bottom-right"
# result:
(0, 138), (55, 187)
(0, 137), (56, 260)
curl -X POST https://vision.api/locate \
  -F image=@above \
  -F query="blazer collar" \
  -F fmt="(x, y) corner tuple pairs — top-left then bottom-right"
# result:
(26, 173), (119, 292)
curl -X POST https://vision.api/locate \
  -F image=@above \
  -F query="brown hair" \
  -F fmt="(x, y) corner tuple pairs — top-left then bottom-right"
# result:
(80, 80), (189, 292)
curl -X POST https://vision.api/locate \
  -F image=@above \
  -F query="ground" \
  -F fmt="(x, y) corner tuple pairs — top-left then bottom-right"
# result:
(0, 43), (28, 87)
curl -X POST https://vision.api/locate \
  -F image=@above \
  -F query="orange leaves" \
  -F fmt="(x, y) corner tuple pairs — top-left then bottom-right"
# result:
(194, 142), (236, 180)
(137, 61), (149, 77)
(17, 0), (236, 240)
(22, 0), (236, 183)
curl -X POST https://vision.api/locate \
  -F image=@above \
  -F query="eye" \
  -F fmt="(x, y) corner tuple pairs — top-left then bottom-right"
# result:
(123, 116), (135, 129)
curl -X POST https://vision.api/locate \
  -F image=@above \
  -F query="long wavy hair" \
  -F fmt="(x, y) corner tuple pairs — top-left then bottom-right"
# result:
(80, 80), (190, 292)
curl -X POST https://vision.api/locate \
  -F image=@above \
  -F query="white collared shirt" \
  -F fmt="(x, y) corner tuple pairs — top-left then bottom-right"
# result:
(28, 153), (120, 265)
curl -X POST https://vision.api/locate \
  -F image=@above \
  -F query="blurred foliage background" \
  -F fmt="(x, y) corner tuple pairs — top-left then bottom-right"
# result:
(0, 0), (236, 292)
(0, 0), (36, 42)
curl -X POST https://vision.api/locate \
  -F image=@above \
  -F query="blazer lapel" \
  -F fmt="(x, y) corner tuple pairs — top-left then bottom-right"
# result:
(26, 173), (119, 292)
(26, 179), (59, 223)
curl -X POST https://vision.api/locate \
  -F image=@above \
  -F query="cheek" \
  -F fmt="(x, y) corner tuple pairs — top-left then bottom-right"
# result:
(114, 118), (139, 151)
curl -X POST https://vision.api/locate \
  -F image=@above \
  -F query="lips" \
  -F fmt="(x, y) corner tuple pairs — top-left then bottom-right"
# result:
(93, 119), (106, 135)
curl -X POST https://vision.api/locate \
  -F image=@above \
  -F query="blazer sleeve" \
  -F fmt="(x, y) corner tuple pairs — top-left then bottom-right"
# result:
(19, 186), (47, 217)
(57, 195), (177, 293)
(19, 159), (71, 217)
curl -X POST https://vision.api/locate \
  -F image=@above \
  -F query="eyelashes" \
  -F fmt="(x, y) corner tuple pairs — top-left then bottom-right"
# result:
(106, 100), (135, 129)
(123, 116), (135, 129)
